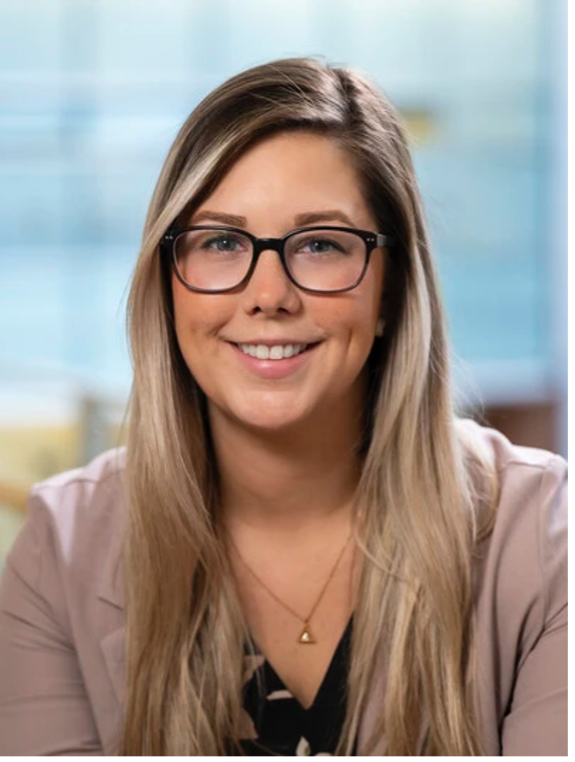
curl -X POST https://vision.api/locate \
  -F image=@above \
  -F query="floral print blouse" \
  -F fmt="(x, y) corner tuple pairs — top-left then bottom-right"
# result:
(235, 617), (354, 756)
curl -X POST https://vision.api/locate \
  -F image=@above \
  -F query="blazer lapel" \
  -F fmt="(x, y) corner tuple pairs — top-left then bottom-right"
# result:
(96, 515), (127, 710)
(100, 625), (127, 709)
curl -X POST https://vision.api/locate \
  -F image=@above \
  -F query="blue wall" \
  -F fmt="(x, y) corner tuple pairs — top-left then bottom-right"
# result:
(0, 0), (566, 447)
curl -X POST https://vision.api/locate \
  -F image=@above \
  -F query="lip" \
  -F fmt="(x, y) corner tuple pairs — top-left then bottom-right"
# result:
(228, 341), (321, 380)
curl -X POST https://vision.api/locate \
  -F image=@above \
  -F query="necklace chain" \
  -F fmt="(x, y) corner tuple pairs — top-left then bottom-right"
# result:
(228, 517), (358, 637)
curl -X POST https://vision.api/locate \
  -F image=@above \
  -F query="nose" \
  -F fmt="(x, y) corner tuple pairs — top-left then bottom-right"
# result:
(242, 247), (301, 315)
(251, 241), (291, 285)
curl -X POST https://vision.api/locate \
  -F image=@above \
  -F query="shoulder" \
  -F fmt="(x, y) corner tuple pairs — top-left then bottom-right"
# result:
(456, 416), (566, 476)
(456, 418), (566, 535)
(5, 448), (127, 596)
(457, 416), (567, 558)
(458, 419), (567, 643)
(30, 447), (126, 518)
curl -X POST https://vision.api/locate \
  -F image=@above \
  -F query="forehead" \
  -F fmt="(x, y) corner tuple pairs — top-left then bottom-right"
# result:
(192, 131), (376, 231)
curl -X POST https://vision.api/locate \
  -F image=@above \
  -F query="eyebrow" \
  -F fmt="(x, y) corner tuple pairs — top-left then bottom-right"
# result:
(189, 209), (357, 228)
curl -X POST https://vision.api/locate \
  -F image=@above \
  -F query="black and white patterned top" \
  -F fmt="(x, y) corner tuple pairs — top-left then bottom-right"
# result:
(234, 617), (355, 756)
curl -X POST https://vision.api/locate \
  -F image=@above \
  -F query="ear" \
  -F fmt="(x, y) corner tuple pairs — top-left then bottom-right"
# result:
(375, 317), (386, 337)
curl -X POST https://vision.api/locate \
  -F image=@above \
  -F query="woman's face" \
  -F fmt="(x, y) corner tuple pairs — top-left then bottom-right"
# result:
(172, 131), (387, 433)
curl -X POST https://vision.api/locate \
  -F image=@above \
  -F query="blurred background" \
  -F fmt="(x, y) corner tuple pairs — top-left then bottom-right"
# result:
(0, 0), (567, 561)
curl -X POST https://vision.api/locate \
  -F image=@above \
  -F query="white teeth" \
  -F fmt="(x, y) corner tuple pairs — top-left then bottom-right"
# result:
(269, 345), (284, 359)
(237, 343), (309, 360)
(256, 345), (268, 360)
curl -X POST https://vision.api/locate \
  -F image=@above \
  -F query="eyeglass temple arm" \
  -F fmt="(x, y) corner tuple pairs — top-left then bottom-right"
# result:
(377, 234), (396, 247)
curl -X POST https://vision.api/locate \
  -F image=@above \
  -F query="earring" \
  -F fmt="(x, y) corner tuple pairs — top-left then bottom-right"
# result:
(375, 317), (386, 337)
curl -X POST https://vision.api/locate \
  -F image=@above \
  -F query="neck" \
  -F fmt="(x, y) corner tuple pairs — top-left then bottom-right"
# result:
(209, 405), (364, 536)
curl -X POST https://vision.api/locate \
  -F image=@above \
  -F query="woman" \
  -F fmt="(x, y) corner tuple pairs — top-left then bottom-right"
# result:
(0, 57), (567, 756)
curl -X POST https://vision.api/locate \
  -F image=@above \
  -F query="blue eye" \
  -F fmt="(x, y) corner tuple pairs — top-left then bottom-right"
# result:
(297, 237), (346, 255)
(310, 239), (335, 252)
(203, 234), (245, 252)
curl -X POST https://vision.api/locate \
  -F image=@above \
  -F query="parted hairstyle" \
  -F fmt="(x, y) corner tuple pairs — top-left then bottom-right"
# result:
(120, 56), (498, 755)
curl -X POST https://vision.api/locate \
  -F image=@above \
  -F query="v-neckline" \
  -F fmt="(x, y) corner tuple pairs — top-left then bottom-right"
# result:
(248, 615), (354, 712)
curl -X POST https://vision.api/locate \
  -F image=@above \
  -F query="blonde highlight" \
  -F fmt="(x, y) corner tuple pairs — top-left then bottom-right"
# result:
(119, 56), (497, 755)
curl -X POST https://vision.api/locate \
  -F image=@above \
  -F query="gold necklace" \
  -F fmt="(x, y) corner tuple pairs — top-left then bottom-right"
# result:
(229, 525), (354, 645)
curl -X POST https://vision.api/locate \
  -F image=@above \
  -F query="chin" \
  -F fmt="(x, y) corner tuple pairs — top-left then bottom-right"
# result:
(235, 408), (308, 433)
(215, 394), (313, 434)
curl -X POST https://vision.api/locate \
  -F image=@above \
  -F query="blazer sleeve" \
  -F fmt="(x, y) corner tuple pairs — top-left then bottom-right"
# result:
(500, 454), (568, 756)
(0, 489), (103, 755)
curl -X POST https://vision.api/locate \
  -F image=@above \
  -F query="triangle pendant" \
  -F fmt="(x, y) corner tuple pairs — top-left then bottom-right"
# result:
(298, 623), (316, 644)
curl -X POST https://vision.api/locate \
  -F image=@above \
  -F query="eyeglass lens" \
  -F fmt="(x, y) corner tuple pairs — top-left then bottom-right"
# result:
(173, 228), (367, 292)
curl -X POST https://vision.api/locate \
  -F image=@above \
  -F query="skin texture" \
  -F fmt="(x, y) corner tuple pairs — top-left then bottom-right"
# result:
(171, 131), (389, 706)
(172, 130), (389, 532)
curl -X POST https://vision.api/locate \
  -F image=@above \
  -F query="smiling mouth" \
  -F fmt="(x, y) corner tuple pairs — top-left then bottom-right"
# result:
(234, 342), (319, 360)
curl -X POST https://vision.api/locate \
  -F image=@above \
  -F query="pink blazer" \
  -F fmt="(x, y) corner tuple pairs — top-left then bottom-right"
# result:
(0, 421), (567, 755)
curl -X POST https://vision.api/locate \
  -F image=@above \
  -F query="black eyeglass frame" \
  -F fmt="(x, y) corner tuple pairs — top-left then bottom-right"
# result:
(160, 224), (396, 295)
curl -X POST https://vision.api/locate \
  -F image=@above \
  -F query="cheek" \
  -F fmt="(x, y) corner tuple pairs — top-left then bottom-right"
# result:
(172, 276), (192, 336)
(172, 303), (219, 388)
(172, 279), (230, 347)
(348, 279), (383, 339)
(173, 295), (201, 358)
(341, 288), (382, 364)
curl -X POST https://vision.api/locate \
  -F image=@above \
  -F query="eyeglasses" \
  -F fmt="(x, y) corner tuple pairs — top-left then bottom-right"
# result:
(160, 225), (395, 294)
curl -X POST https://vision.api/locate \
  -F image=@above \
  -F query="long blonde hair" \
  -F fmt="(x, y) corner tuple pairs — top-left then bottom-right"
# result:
(120, 56), (497, 755)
